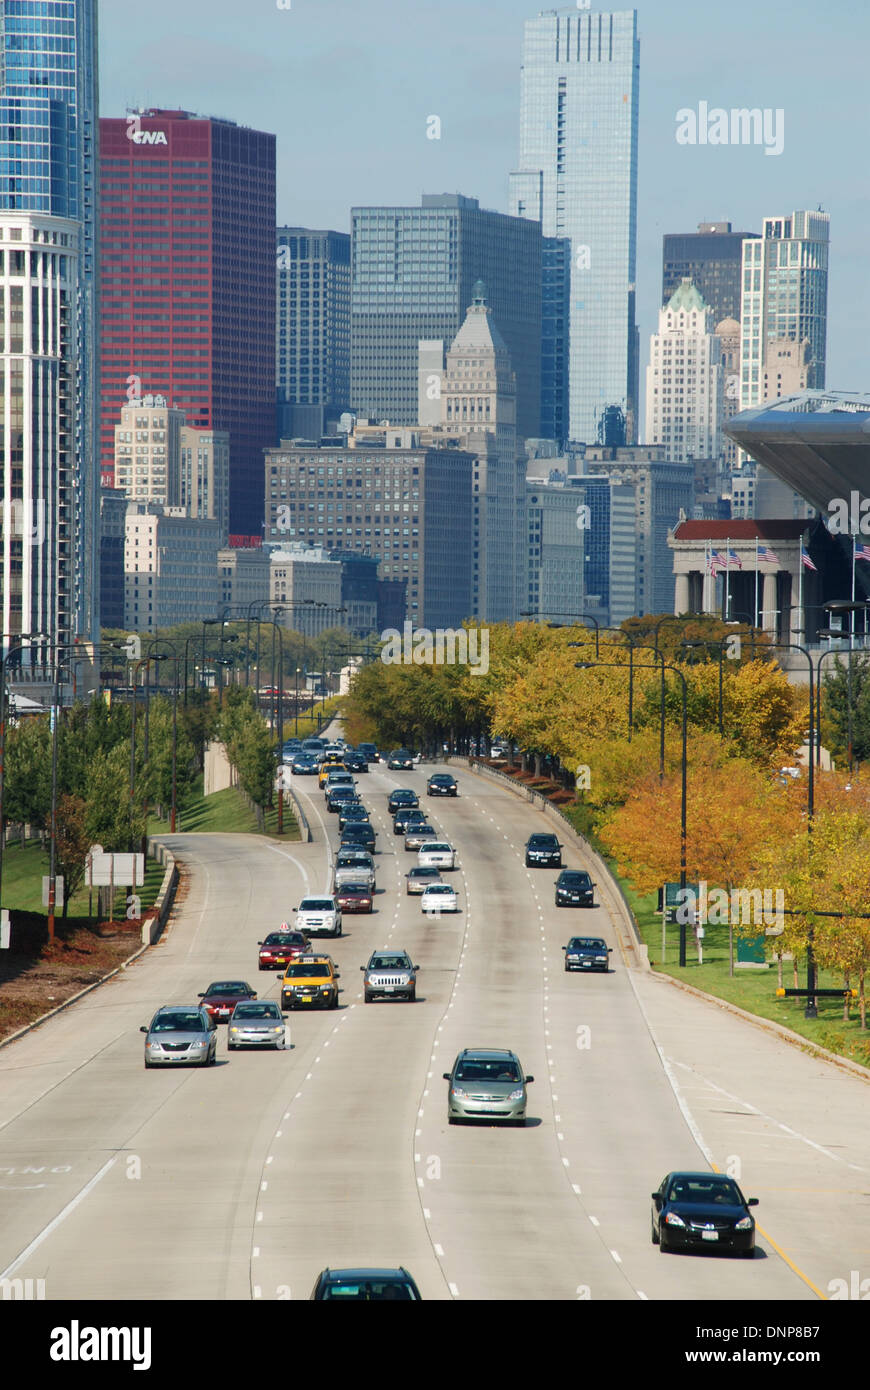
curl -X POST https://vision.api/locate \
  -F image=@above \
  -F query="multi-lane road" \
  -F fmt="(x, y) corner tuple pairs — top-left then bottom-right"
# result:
(1, 755), (868, 1301)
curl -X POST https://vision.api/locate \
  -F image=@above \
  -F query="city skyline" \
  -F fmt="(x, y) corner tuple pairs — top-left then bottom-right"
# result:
(100, 0), (867, 404)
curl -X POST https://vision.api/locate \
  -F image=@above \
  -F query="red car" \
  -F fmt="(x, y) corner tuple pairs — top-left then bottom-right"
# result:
(258, 930), (311, 971)
(335, 883), (374, 914)
(198, 980), (257, 1022)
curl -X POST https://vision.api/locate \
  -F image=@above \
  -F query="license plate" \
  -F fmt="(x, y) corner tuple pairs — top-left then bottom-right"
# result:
(383, 985), (396, 992)
(701, 1230), (719, 1241)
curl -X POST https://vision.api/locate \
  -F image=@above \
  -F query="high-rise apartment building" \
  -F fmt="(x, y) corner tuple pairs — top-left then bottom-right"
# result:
(124, 503), (220, 632)
(739, 209), (829, 517)
(645, 280), (722, 463)
(525, 473), (637, 625)
(276, 227), (350, 441)
(113, 397), (229, 541)
(99, 110), (276, 537)
(350, 194), (541, 441)
(510, 8), (639, 445)
(662, 223), (759, 325)
(0, 0), (99, 653)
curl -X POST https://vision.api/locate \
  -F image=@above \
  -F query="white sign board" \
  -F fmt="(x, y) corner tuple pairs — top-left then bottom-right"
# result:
(42, 876), (64, 908)
(0, 909), (9, 949)
(86, 847), (145, 886)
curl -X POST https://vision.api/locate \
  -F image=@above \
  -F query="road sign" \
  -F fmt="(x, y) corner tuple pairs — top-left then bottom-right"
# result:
(0, 910), (9, 949)
(85, 847), (144, 886)
(42, 877), (64, 908)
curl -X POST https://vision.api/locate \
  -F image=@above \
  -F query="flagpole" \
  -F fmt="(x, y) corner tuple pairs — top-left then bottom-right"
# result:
(852, 536), (857, 652)
(798, 533), (804, 645)
(724, 535), (730, 621)
(754, 536), (759, 631)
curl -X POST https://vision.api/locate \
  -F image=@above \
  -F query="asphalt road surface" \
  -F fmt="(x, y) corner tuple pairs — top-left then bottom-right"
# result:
(1, 758), (867, 1301)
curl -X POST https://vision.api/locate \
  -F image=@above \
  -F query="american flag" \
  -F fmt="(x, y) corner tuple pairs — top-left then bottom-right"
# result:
(757, 545), (781, 565)
(727, 549), (743, 569)
(706, 552), (723, 575)
(801, 547), (818, 571)
(855, 542), (870, 564)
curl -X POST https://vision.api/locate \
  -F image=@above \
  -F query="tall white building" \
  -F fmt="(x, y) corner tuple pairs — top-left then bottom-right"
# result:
(645, 280), (722, 463)
(0, 215), (78, 649)
(114, 397), (230, 542)
(739, 209), (829, 518)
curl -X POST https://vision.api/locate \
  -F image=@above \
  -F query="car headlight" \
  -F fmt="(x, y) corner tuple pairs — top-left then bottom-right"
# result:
(451, 1086), (467, 1098)
(508, 1088), (524, 1101)
(190, 1039), (207, 1048)
(735, 1216), (753, 1230)
(271, 1026), (284, 1034)
(595, 956), (607, 963)
(664, 1212), (685, 1227)
(146, 1041), (161, 1049)
(567, 955), (580, 961)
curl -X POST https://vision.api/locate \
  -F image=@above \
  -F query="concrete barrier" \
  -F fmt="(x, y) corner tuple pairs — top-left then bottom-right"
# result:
(142, 841), (178, 945)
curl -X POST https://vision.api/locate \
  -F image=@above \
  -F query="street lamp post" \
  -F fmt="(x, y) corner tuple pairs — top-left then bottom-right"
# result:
(577, 658), (689, 963)
(147, 639), (181, 833)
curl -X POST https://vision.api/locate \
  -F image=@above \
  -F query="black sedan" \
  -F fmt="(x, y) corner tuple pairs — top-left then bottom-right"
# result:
(555, 869), (594, 907)
(427, 773), (458, 797)
(387, 749), (415, 771)
(651, 1172), (759, 1257)
(393, 807), (427, 835)
(562, 937), (611, 972)
(525, 832), (562, 868)
(343, 752), (369, 773)
(388, 788), (419, 814)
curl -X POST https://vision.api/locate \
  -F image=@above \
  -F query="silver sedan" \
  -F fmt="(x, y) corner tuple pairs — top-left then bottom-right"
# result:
(227, 1000), (288, 1050)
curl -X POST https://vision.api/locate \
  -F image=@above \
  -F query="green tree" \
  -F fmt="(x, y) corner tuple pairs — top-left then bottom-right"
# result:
(55, 794), (91, 917)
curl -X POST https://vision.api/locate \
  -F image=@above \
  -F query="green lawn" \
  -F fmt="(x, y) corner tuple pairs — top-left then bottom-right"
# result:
(147, 776), (299, 840)
(558, 805), (870, 1068)
(0, 839), (165, 923)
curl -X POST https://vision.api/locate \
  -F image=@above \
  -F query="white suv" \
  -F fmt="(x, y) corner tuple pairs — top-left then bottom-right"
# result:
(417, 841), (456, 870)
(295, 896), (342, 938)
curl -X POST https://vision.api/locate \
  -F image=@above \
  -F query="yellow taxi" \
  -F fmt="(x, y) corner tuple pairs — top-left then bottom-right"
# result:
(280, 955), (341, 1011)
(318, 757), (346, 788)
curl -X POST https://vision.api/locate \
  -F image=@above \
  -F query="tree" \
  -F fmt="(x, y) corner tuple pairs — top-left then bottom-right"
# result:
(4, 716), (51, 833)
(85, 744), (144, 852)
(55, 795), (91, 917)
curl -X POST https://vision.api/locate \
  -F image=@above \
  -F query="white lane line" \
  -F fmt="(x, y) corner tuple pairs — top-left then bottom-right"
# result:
(434, 1243), (445, 1256)
(257, 1211), (263, 1222)
(448, 1282), (460, 1298)
(253, 1247), (260, 1258)
(572, 1183), (582, 1195)
(261, 1181), (268, 1191)
(611, 1250), (622, 1264)
(0, 1030), (129, 1136)
(423, 1208), (431, 1219)
(0, 1154), (118, 1279)
(253, 1286), (262, 1298)
(638, 1290), (649, 1301)
(589, 1216), (599, 1227)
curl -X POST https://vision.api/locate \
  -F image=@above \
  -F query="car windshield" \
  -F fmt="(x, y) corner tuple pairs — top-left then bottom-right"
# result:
(340, 884), (370, 895)
(422, 843), (449, 853)
(300, 900), (334, 912)
(152, 1012), (204, 1032)
(205, 983), (248, 996)
(321, 1280), (416, 1300)
(286, 964), (329, 978)
(667, 1178), (743, 1205)
(568, 938), (606, 950)
(338, 853), (371, 866)
(233, 1004), (280, 1020)
(424, 885), (453, 895)
(561, 873), (591, 885)
(410, 868), (439, 878)
(408, 824), (434, 835)
(529, 836), (557, 847)
(455, 1059), (521, 1083)
(431, 776), (453, 785)
(264, 932), (305, 946)
(369, 956), (410, 970)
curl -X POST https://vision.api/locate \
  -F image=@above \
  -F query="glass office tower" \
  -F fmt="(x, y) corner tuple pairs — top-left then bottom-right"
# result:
(510, 8), (639, 446)
(0, 0), (99, 649)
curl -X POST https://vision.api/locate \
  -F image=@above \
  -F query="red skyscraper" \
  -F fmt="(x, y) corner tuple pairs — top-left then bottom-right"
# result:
(99, 110), (276, 537)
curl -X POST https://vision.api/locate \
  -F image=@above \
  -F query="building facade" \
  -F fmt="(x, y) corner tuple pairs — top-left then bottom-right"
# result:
(350, 193), (541, 441)
(266, 435), (475, 628)
(99, 485), (127, 630)
(645, 280), (722, 464)
(509, 8), (639, 445)
(99, 109), (276, 536)
(124, 503), (220, 632)
(114, 396), (229, 541)
(276, 227), (350, 441)
(0, 0), (99, 653)
(525, 473), (637, 627)
(662, 222), (758, 326)
(269, 544), (343, 636)
(218, 544), (271, 614)
(541, 236), (571, 447)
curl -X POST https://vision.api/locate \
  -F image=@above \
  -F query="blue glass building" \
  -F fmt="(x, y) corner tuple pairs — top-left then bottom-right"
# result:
(510, 8), (639, 446)
(0, 0), (99, 645)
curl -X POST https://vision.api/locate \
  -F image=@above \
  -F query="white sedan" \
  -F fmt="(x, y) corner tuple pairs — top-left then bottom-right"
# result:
(295, 896), (342, 938)
(420, 882), (459, 915)
(417, 841), (457, 870)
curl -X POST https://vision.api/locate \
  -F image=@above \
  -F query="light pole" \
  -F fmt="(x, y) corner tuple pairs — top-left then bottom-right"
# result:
(577, 658), (689, 965)
(522, 609), (601, 656)
(147, 638), (181, 832)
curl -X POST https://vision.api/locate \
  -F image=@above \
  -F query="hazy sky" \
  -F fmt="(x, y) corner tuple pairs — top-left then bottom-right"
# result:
(99, 0), (868, 404)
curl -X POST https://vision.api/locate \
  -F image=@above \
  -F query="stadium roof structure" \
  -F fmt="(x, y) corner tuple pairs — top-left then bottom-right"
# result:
(725, 392), (870, 515)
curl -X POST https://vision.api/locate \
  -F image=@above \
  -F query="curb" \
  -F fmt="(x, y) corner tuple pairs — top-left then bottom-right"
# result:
(648, 966), (870, 1084)
(0, 942), (149, 1051)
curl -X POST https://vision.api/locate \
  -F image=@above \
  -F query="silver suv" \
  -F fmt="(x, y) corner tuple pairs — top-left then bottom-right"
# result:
(361, 950), (419, 1003)
(334, 850), (376, 892)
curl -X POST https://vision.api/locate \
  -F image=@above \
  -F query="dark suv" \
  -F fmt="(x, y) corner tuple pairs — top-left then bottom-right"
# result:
(525, 832), (562, 868)
(388, 788), (419, 814)
(387, 749), (415, 770)
(555, 869), (594, 907)
(310, 1267), (421, 1300)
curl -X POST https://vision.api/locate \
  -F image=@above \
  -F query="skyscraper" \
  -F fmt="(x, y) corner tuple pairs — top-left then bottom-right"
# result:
(276, 227), (350, 441)
(510, 8), (639, 445)
(99, 110), (276, 537)
(0, 0), (99, 651)
(662, 223), (759, 326)
(645, 280), (722, 464)
(739, 209), (829, 516)
(350, 194), (541, 441)
(541, 236), (571, 446)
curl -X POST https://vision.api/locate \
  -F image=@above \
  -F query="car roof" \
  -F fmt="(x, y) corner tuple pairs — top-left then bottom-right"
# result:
(458, 1048), (518, 1061)
(204, 981), (249, 991)
(320, 1267), (412, 1280)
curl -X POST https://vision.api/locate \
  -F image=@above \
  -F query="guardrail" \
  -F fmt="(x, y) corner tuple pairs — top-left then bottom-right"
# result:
(280, 782), (311, 843)
(447, 756), (647, 968)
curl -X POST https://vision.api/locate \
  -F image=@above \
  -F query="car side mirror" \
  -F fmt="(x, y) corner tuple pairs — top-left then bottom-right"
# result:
(561, 945), (567, 951)
(608, 947), (613, 953)
(197, 992), (204, 998)
(140, 1025), (148, 1033)
(651, 1193), (661, 1205)
(748, 1198), (759, 1207)
(524, 1076), (535, 1084)
(442, 1073), (451, 1081)
(359, 965), (365, 971)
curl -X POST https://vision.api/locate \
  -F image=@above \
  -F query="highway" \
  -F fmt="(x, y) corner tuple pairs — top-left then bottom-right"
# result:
(1, 756), (867, 1301)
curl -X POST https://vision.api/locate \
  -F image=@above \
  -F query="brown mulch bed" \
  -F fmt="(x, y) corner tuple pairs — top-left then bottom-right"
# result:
(480, 761), (577, 806)
(0, 912), (145, 1043)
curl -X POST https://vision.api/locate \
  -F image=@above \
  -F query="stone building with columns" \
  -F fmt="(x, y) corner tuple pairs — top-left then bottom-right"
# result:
(668, 519), (821, 640)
